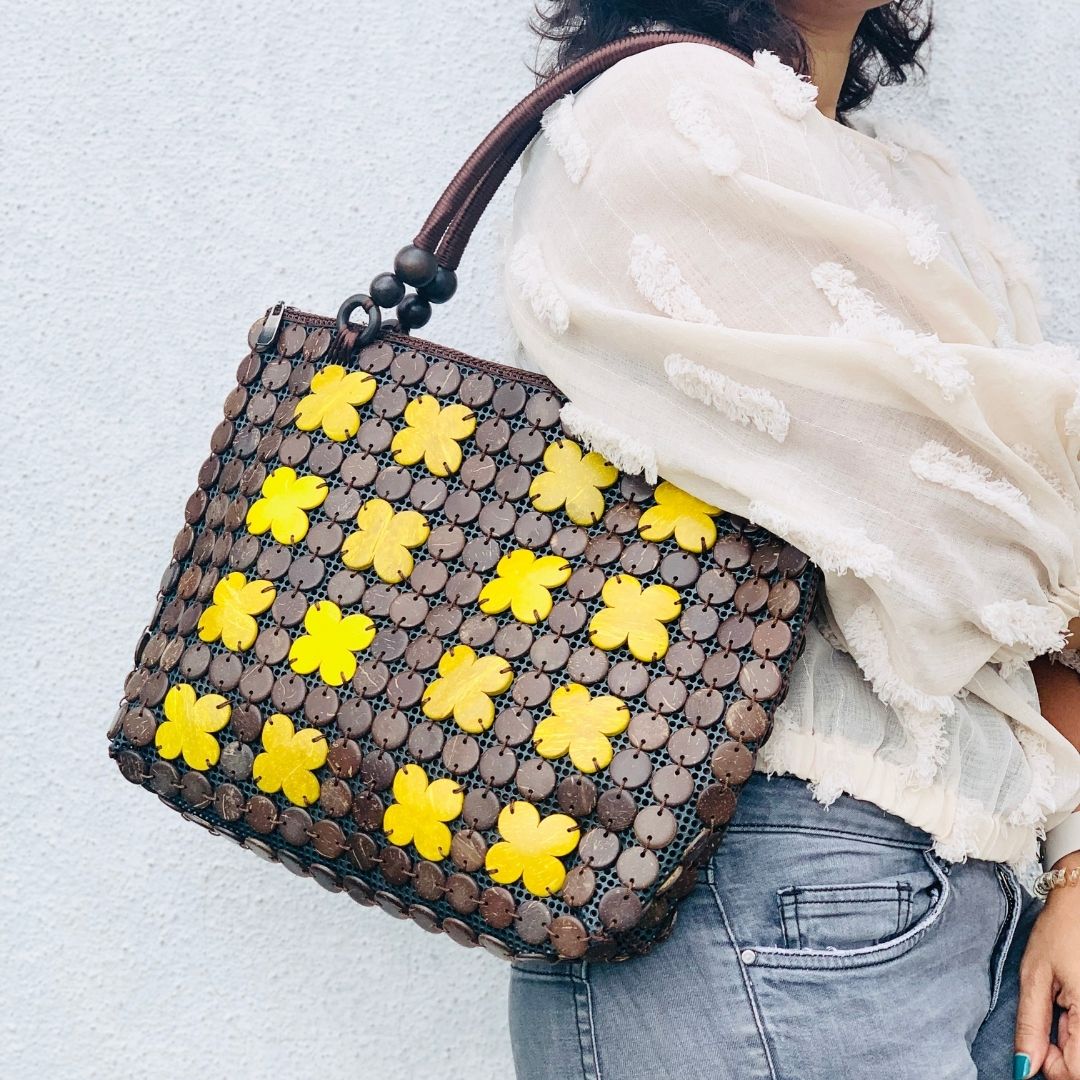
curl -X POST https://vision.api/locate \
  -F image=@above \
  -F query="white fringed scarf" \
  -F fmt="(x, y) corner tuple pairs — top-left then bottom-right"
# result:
(502, 40), (1080, 827)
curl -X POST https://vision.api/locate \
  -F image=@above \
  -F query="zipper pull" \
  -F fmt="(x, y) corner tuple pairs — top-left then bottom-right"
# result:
(255, 301), (286, 353)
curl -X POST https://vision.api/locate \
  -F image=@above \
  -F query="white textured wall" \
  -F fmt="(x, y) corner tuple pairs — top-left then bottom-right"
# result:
(2, 3), (1077, 1078)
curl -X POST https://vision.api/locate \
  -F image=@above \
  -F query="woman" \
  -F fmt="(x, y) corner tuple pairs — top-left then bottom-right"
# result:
(500, 3), (1080, 1078)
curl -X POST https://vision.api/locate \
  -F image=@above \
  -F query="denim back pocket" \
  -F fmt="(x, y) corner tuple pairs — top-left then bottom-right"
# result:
(776, 879), (915, 951)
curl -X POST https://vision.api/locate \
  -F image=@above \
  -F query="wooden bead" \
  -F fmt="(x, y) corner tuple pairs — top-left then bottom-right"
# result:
(419, 266), (457, 304)
(398, 293), (432, 329)
(394, 245), (438, 288)
(370, 272), (406, 308)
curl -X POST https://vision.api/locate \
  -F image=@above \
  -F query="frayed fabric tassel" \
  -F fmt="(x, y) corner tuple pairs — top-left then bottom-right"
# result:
(932, 795), (988, 864)
(667, 82), (742, 177)
(866, 203), (943, 268)
(1010, 443), (1077, 511)
(510, 234), (570, 335)
(628, 235), (722, 326)
(559, 402), (659, 484)
(910, 441), (1036, 529)
(1066, 388), (1080, 437)
(540, 92), (590, 185)
(752, 50), (818, 120)
(746, 500), (895, 581)
(979, 599), (1069, 654)
(843, 604), (954, 787)
(1005, 726), (1057, 829)
(664, 353), (789, 443)
(812, 262), (972, 400)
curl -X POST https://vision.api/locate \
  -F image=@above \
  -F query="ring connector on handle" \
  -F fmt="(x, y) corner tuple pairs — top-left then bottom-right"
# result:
(335, 293), (382, 345)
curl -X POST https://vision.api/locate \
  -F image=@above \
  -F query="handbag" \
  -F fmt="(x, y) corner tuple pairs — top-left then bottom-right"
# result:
(107, 29), (822, 963)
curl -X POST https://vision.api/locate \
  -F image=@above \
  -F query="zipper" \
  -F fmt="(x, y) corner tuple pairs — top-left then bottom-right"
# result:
(254, 300), (287, 353)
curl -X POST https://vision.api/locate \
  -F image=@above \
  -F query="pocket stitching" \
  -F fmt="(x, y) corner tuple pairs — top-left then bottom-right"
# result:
(776, 880), (916, 950)
(745, 849), (951, 971)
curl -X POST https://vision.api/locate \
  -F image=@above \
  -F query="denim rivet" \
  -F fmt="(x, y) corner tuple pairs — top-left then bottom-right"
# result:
(740, 948), (757, 965)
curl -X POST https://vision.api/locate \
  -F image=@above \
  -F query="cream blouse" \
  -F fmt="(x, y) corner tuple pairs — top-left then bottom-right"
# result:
(500, 39), (1080, 893)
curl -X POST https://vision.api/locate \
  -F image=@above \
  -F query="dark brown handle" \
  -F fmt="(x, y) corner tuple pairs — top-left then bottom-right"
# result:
(419, 30), (753, 270)
(337, 31), (751, 343)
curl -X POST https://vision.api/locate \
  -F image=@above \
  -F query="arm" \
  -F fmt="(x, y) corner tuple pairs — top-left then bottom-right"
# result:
(1030, 613), (1080, 821)
(1017, 628), (1080, 1080)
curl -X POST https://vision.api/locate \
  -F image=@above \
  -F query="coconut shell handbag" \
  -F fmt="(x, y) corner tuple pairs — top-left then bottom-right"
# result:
(107, 30), (822, 963)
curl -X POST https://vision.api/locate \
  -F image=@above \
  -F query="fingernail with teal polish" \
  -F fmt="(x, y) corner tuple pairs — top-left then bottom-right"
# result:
(1013, 1052), (1031, 1079)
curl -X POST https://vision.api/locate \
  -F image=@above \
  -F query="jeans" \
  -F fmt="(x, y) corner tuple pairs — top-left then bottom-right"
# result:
(508, 770), (1049, 1079)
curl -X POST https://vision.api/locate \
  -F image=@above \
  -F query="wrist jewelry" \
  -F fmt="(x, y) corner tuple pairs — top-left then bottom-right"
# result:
(1033, 865), (1080, 900)
(1042, 809), (1080, 872)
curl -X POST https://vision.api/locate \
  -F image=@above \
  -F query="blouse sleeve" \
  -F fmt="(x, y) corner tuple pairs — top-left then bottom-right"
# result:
(500, 40), (1080, 750)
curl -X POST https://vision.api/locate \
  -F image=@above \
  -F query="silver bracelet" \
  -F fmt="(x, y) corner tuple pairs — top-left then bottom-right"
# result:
(1033, 865), (1080, 900)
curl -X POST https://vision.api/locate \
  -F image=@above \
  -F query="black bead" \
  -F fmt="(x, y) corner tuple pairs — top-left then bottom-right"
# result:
(397, 293), (432, 330)
(394, 245), (438, 288)
(370, 272), (406, 308)
(418, 266), (457, 305)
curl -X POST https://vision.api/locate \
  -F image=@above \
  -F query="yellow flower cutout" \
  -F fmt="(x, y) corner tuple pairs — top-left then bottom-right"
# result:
(390, 393), (476, 476)
(478, 548), (572, 624)
(252, 713), (328, 807)
(196, 571), (276, 651)
(422, 644), (514, 734)
(588, 573), (682, 661)
(155, 682), (231, 771)
(637, 480), (722, 552)
(341, 497), (430, 583)
(529, 438), (618, 526)
(382, 764), (464, 861)
(288, 599), (376, 686)
(245, 465), (329, 545)
(533, 683), (631, 773)
(293, 363), (377, 442)
(486, 801), (581, 897)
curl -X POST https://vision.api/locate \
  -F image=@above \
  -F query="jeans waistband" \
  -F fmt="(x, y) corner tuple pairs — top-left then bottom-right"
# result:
(729, 770), (936, 849)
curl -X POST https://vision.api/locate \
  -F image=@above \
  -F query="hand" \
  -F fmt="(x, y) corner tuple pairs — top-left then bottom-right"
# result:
(1016, 851), (1080, 1079)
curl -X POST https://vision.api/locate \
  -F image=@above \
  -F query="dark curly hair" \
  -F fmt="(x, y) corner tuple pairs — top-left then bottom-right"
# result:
(529, 1), (934, 120)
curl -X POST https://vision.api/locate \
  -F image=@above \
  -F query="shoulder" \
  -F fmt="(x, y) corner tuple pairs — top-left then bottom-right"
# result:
(569, 39), (810, 125)
(540, 40), (820, 185)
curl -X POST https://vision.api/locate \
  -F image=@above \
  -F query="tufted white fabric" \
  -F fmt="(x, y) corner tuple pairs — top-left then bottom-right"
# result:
(503, 40), (1080, 890)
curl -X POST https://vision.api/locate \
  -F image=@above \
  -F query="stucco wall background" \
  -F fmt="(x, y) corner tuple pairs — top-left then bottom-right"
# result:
(2, 3), (1077, 1078)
